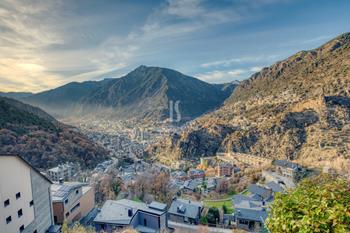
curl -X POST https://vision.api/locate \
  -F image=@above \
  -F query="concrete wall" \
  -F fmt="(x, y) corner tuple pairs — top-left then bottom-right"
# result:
(53, 186), (82, 224)
(0, 156), (35, 233)
(23, 169), (53, 233)
(53, 202), (64, 224)
(136, 212), (160, 230)
(80, 186), (95, 218)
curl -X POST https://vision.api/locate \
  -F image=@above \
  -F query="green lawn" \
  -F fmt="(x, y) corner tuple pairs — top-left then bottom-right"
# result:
(132, 196), (142, 202)
(203, 199), (234, 214)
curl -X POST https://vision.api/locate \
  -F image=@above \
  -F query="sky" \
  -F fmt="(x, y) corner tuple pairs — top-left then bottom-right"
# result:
(0, 0), (349, 93)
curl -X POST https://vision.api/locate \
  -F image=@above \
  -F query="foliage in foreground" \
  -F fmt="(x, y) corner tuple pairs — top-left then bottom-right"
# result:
(61, 223), (138, 233)
(267, 174), (350, 233)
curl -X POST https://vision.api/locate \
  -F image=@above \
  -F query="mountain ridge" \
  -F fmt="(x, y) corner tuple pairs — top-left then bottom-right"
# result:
(23, 66), (237, 123)
(148, 32), (350, 173)
(0, 96), (109, 169)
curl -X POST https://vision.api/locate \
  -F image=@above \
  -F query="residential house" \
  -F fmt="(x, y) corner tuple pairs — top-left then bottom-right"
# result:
(0, 154), (57, 233)
(171, 171), (188, 181)
(262, 170), (296, 190)
(188, 169), (205, 179)
(265, 181), (284, 193)
(182, 179), (202, 193)
(168, 198), (203, 225)
(51, 182), (94, 224)
(247, 184), (273, 202)
(273, 160), (305, 181)
(206, 178), (217, 191)
(93, 199), (168, 233)
(233, 195), (268, 232)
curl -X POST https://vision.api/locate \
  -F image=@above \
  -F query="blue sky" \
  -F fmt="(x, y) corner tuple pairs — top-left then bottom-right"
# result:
(0, 0), (349, 92)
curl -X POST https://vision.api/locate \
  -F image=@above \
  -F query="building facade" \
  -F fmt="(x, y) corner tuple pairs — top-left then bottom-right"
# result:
(168, 198), (203, 225)
(217, 163), (233, 177)
(0, 154), (55, 233)
(51, 182), (94, 224)
(47, 163), (78, 182)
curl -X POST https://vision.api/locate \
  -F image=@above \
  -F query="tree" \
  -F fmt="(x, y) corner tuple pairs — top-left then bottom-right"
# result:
(61, 223), (95, 233)
(267, 174), (350, 233)
(207, 207), (220, 225)
(200, 215), (208, 225)
(222, 204), (228, 214)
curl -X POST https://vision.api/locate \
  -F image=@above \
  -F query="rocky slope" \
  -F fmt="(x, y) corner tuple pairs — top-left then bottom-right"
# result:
(0, 97), (108, 169)
(149, 33), (350, 172)
(22, 66), (236, 123)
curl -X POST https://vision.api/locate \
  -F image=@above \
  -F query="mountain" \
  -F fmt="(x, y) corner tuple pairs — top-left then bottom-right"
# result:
(80, 66), (236, 122)
(148, 33), (350, 173)
(23, 79), (113, 118)
(23, 66), (237, 123)
(0, 92), (33, 99)
(0, 97), (109, 169)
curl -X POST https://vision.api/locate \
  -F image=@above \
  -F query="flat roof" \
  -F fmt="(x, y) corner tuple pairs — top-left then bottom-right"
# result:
(51, 182), (86, 202)
(94, 199), (166, 225)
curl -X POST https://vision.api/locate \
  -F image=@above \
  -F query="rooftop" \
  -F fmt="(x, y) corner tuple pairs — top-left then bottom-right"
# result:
(274, 160), (301, 170)
(248, 184), (273, 200)
(233, 194), (268, 222)
(51, 182), (85, 202)
(94, 199), (166, 225)
(168, 198), (203, 219)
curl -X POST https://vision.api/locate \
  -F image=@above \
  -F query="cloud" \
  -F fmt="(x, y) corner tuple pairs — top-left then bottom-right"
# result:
(196, 66), (264, 83)
(200, 55), (279, 68)
(166, 0), (205, 19)
(0, 0), (289, 92)
(196, 69), (247, 83)
(250, 66), (263, 72)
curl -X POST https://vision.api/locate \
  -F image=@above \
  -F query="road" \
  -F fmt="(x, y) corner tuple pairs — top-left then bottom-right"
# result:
(168, 221), (233, 233)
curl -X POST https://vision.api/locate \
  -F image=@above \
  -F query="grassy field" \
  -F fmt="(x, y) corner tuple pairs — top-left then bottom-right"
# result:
(203, 199), (234, 214)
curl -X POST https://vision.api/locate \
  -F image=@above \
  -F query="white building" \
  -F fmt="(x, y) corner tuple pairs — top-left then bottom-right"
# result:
(0, 154), (56, 233)
(47, 163), (78, 182)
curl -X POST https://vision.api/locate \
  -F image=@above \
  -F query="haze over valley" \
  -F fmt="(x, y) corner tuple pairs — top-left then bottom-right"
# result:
(1, 1), (350, 233)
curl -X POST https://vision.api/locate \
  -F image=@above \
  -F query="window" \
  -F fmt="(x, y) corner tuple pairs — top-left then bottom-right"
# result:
(6, 216), (12, 224)
(65, 212), (70, 218)
(144, 219), (147, 226)
(64, 199), (68, 204)
(75, 190), (79, 194)
(19, 225), (24, 232)
(18, 209), (23, 218)
(29, 200), (34, 207)
(16, 192), (21, 199)
(4, 199), (10, 207)
(70, 202), (80, 213)
(33, 230), (37, 233)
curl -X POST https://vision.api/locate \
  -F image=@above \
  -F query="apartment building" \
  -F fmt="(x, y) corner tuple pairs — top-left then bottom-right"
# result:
(47, 163), (78, 182)
(273, 160), (306, 181)
(51, 182), (94, 224)
(217, 162), (233, 177)
(0, 154), (55, 233)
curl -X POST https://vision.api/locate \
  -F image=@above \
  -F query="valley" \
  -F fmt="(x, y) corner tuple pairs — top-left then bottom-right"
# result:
(1, 31), (350, 233)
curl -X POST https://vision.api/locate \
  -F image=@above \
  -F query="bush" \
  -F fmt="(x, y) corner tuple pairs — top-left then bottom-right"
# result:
(200, 216), (208, 225)
(267, 174), (350, 233)
(207, 207), (220, 225)
(222, 204), (228, 214)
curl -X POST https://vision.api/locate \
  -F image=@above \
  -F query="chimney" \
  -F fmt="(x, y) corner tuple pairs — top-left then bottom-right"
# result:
(128, 209), (133, 217)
